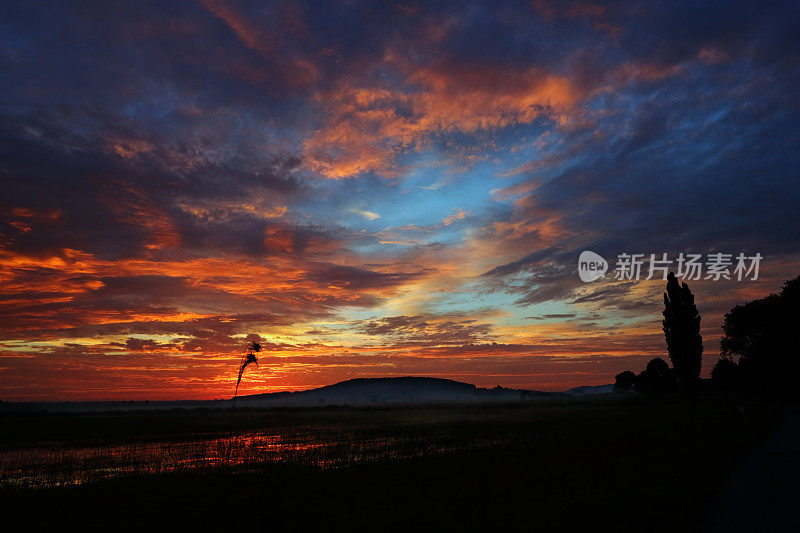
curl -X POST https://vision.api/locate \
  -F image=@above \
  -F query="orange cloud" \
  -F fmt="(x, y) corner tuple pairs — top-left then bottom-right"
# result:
(442, 208), (468, 226)
(305, 62), (579, 178)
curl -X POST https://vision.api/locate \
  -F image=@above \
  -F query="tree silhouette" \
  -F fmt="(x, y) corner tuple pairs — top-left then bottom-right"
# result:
(232, 341), (262, 407)
(662, 272), (703, 391)
(716, 274), (800, 392)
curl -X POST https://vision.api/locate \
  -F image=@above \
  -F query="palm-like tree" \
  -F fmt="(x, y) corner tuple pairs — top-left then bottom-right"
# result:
(233, 341), (262, 407)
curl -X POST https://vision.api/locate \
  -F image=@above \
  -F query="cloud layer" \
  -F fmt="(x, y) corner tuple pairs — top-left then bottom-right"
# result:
(1, 0), (798, 399)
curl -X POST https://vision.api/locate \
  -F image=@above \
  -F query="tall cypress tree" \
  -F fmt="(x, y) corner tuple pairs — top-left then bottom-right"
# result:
(662, 272), (703, 390)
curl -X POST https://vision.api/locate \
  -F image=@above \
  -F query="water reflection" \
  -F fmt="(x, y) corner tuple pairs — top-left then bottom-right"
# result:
(0, 428), (507, 489)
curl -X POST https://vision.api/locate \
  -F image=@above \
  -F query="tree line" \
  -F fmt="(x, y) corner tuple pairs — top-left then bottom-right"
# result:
(614, 272), (800, 395)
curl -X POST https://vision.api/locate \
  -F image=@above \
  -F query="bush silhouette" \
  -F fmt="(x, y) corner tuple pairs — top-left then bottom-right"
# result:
(710, 356), (740, 391)
(662, 272), (703, 391)
(613, 370), (637, 392)
(636, 357), (678, 395)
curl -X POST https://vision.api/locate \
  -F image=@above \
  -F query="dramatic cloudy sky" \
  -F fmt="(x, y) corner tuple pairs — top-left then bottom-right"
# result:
(1, 0), (798, 400)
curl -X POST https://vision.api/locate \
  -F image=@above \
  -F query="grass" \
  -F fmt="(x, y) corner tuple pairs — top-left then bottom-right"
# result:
(0, 394), (783, 530)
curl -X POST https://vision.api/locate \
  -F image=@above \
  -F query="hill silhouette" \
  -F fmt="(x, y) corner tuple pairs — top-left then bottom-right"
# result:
(0, 377), (615, 413)
(237, 376), (526, 406)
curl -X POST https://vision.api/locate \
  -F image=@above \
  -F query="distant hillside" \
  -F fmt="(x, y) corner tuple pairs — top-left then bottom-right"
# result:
(565, 384), (615, 396)
(0, 377), (616, 413)
(237, 376), (534, 406)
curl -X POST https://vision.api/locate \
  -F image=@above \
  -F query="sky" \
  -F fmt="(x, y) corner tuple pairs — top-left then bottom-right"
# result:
(1, 0), (799, 401)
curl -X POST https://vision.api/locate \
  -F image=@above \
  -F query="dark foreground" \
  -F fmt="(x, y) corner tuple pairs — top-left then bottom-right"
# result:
(0, 395), (784, 531)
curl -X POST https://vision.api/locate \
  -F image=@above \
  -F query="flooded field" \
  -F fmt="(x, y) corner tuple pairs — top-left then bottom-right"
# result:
(0, 412), (515, 489)
(0, 399), (781, 531)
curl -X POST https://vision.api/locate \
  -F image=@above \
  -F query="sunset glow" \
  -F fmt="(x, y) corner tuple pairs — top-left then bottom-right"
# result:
(1, 0), (798, 400)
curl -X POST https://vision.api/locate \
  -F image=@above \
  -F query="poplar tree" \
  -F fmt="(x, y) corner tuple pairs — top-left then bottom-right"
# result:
(662, 272), (703, 390)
